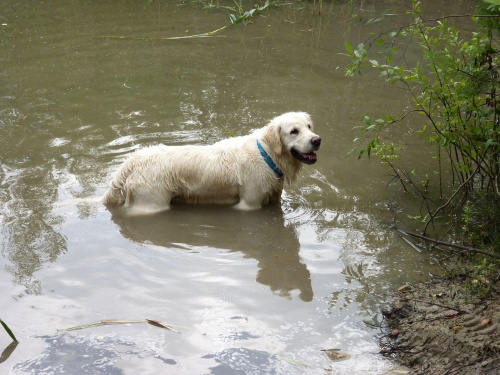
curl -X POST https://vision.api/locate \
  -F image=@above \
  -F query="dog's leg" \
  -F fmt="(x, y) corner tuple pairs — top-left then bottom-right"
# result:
(269, 188), (283, 204)
(235, 182), (265, 210)
(124, 182), (172, 216)
(235, 200), (260, 210)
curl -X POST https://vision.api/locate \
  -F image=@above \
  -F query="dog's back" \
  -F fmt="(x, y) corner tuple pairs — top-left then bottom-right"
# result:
(102, 143), (243, 209)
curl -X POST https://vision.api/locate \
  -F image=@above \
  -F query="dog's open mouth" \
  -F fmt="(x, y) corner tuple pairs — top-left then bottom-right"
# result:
(291, 148), (318, 164)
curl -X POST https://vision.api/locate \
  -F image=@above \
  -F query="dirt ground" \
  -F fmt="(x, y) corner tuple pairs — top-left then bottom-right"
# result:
(380, 279), (500, 375)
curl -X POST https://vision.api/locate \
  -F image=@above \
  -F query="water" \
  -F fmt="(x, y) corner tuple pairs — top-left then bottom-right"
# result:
(0, 1), (474, 374)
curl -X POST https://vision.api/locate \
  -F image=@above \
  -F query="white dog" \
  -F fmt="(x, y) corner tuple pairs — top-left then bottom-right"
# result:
(102, 112), (321, 215)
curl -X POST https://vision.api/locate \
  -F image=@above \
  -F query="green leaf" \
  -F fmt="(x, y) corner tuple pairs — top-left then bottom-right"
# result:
(485, 0), (500, 5)
(347, 146), (357, 155)
(345, 41), (353, 54)
(485, 139), (499, 149)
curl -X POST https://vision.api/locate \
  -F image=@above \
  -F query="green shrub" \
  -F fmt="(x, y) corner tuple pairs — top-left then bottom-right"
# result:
(346, 0), (500, 238)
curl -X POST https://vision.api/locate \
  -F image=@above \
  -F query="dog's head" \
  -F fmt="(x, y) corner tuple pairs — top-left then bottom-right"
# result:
(262, 112), (321, 164)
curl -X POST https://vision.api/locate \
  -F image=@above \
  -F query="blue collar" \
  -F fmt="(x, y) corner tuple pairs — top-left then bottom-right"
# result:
(257, 139), (283, 177)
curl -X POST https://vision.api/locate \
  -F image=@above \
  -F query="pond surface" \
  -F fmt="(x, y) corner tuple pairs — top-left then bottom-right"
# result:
(0, 1), (474, 374)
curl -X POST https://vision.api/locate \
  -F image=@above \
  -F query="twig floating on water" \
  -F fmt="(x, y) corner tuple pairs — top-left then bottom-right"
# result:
(98, 34), (227, 41)
(57, 319), (180, 333)
(98, 24), (231, 41)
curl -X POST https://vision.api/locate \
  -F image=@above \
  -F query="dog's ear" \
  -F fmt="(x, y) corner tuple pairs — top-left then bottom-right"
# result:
(261, 124), (282, 155)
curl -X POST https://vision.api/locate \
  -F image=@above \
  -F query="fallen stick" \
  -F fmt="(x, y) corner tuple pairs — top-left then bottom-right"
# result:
(397, 229), (500, 259)
(403, 296), (472, 315)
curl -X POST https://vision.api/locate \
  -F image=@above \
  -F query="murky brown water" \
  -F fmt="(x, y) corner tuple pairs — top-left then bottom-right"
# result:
(0, 1), (475, 374)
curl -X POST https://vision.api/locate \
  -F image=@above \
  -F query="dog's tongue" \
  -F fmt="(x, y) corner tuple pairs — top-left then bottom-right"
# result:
(300, 151), (317, 162)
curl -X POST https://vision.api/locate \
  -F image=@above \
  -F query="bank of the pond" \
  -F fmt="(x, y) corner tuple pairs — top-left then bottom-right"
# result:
(380, 278), (500, 374)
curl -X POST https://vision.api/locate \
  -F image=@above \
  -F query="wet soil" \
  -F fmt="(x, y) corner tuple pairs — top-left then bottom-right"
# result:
(381, 279), (500, 375)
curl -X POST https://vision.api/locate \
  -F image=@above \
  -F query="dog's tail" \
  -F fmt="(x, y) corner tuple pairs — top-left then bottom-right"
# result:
(102, 162), (133, 206)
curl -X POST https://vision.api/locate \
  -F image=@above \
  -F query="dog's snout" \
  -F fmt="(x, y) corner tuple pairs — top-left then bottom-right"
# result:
(311, 136), (321, 149)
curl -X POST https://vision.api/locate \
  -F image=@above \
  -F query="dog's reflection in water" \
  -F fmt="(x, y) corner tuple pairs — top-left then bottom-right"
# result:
(109, 204), (313, 302)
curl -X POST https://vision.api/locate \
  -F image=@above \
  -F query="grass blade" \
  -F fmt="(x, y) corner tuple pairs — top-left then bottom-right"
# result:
(0, 319), (18, 343)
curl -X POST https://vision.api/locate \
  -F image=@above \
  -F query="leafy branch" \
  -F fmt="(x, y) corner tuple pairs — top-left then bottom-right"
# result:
(345, 0), (500, 237)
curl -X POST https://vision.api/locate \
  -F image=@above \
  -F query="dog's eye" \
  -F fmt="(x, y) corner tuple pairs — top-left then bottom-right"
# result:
(307, 124), (311, 129)
(290, 129), (299, 135)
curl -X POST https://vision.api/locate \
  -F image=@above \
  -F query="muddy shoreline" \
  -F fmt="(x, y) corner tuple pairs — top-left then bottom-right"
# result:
(380, 279), (500, 374)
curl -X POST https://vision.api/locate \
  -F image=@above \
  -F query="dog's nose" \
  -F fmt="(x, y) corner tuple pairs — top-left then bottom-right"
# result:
(311, 136), (321, 149)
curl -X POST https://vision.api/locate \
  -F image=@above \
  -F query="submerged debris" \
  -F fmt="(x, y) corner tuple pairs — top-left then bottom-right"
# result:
(397, 285), (413, 293)
(321, 349), (351, 361)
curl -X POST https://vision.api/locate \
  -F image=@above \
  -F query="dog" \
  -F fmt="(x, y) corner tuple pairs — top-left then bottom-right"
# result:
(102, 112), (321, 215)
